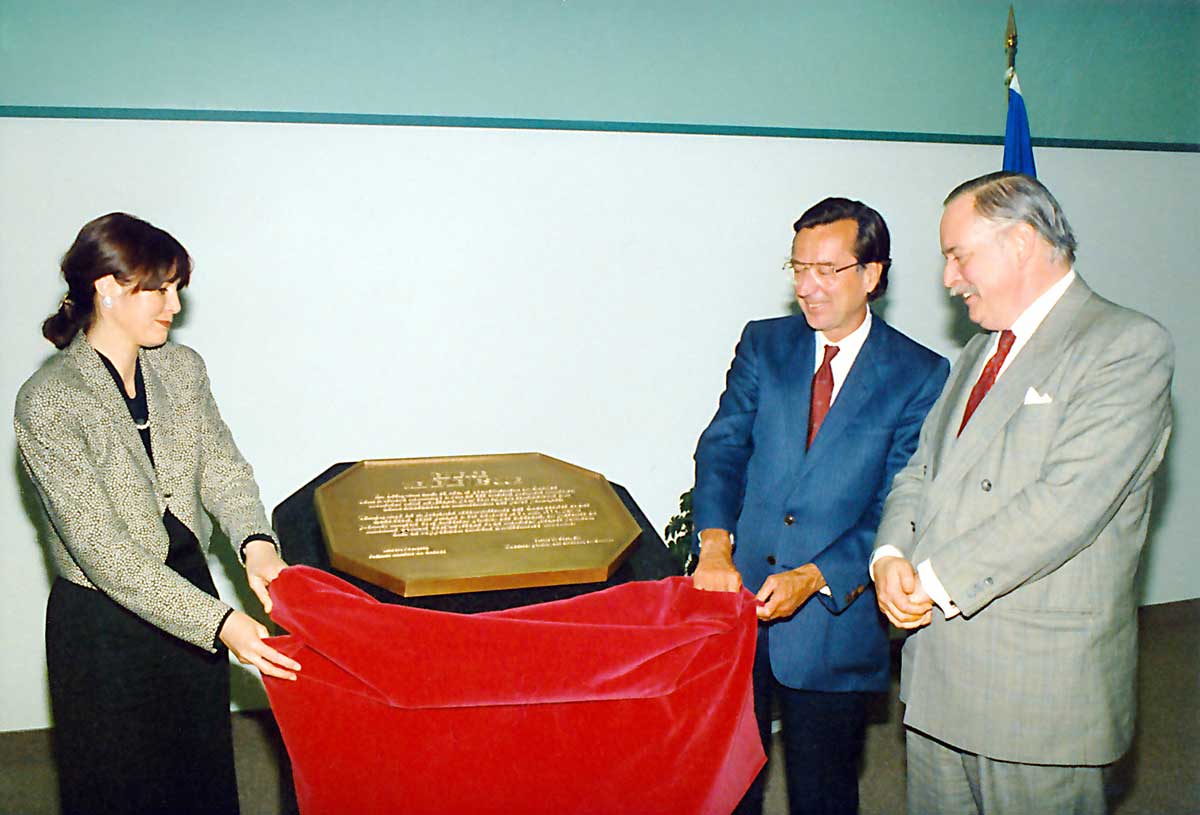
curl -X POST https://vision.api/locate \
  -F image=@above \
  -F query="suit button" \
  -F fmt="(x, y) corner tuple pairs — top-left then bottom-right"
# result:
(980, 479), (992, 492)
(910, 521), (916, 532)
(766, 555), (777, 566)
(163, 492), (173, 499)
(783, 514), (795, 526)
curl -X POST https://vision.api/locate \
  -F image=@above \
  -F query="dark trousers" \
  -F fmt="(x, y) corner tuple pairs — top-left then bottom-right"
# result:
(734, 625), (868, 815)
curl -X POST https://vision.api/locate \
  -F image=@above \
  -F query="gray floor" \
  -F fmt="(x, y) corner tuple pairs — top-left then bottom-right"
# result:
(2, 599), (1196, 814)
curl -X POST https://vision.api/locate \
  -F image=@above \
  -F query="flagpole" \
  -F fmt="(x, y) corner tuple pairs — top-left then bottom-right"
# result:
(1005, 5), (1018, 89)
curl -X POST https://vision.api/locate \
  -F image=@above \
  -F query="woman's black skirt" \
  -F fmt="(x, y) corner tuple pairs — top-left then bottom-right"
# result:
(45, 511), (240, 815)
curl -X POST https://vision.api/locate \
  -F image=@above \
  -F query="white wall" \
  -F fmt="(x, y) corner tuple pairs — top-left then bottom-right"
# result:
(2, 118), (1195, 732)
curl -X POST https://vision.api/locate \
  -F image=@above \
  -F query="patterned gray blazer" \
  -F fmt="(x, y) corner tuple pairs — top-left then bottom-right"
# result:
(875, 276), (1174, 766)
(14, 333), (278, 652)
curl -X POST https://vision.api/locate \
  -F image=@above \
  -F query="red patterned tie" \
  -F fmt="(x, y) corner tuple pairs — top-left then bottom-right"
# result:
(807, 344), (840, 449)
(958, 329), (1016, 436)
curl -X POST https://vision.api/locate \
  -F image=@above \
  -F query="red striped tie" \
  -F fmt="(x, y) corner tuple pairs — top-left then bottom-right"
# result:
(807, 344), (840, 449)
(958, 329), (1016, 436)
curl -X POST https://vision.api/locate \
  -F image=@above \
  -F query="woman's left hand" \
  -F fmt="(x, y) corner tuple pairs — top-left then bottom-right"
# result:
(244, 539), (288, 614)
(219, 610), (300, 680)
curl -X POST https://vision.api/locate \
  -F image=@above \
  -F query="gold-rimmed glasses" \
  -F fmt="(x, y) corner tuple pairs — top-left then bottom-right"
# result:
(784, 259), (862, 283)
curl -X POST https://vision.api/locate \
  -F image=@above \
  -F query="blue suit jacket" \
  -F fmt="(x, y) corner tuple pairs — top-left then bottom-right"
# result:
(693, 312), (948, 692)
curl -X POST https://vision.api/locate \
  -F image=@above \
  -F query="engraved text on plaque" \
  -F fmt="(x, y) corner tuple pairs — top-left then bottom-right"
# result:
(314, 453), (642, 596)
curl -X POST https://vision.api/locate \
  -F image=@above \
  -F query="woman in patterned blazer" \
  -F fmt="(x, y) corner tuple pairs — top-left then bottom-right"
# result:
(14, 213), (301, 815)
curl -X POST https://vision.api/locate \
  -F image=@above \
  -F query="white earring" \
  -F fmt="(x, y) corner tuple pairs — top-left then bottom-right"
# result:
(102, 295), (113, 308)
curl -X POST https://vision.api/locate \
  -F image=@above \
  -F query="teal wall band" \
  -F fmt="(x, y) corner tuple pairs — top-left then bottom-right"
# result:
(2, 2), (1197, 146)
(2, 106), (1196, 154)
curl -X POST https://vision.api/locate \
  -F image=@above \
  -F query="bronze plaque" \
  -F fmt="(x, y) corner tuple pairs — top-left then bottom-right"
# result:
(313, 453), (642, 597)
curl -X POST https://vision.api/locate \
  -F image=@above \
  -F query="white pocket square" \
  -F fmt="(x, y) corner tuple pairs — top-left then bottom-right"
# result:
(1023, 386), (1053, 405)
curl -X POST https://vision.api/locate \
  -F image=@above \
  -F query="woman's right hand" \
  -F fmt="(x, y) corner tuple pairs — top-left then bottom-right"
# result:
(243, 539), (288, 614)
(218, 610), (301, 680)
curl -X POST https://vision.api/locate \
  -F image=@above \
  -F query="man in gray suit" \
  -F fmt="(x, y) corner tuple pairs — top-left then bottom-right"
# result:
(872, 172), (1174, 814)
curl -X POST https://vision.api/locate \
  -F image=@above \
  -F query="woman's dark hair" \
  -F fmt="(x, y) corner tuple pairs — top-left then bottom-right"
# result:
(793, 197), (893, 301)
(43, 213), (192, 349)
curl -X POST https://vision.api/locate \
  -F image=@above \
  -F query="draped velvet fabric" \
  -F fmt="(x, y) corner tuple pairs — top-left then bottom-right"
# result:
(264, 566), (764, 815)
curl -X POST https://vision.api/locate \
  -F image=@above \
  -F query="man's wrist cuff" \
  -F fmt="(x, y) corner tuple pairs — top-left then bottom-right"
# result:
(869, 544), (905, 581)
(916, 559), (959, 618)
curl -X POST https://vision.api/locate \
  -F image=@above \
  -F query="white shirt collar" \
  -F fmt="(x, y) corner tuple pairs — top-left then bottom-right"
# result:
(816, 307), (871, 360)
(814, 308), (872, 403)
(993, 269), (1076, 379)
(1009, 269), (1076, 340)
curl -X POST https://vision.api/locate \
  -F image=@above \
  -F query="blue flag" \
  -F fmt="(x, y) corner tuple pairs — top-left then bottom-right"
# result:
(1003, 73), (1036, 176)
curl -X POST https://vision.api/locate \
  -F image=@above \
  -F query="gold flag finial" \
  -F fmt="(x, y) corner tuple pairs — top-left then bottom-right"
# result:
(1005, 5), (1018, 85)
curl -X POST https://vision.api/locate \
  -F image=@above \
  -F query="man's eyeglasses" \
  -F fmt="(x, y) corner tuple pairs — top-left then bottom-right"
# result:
(784, 259), (862, 282)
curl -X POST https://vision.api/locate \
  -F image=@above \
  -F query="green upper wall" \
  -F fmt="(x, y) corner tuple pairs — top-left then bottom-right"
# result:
(1, 1), (1197, 146)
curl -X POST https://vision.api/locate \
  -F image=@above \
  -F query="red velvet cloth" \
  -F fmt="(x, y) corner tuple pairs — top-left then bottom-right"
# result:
(263, 565), (763, 815)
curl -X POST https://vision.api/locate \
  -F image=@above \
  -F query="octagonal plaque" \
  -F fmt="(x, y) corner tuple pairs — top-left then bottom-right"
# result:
(313, 453), (642, 597)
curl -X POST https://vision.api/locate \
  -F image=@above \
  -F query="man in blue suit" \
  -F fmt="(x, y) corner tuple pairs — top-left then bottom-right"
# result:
(692, 197), (949, 815)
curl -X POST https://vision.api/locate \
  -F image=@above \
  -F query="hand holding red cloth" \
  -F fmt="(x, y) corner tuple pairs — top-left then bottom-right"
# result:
(263, 565), (764, 814)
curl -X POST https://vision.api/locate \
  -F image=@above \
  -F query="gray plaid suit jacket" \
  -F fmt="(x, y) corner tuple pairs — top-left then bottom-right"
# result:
(15, 334), (277, 652)
(874, 275), (1173, 766)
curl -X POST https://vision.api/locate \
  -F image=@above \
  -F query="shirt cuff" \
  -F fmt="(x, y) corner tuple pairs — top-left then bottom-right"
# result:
(916, 559), (960, 619)
(869, 544), (906, 581)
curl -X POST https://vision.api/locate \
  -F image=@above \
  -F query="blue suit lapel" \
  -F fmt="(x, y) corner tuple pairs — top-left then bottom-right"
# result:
(806, 319), (883, 472)
(792, 315), (885, 484)
(771, 318), (816, 469)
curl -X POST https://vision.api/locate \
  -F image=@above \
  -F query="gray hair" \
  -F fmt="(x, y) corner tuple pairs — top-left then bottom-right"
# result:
(945, 172), (1077, 266)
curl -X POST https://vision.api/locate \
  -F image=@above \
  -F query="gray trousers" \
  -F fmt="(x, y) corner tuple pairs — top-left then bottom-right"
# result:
(905, 728), (1107, 815)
